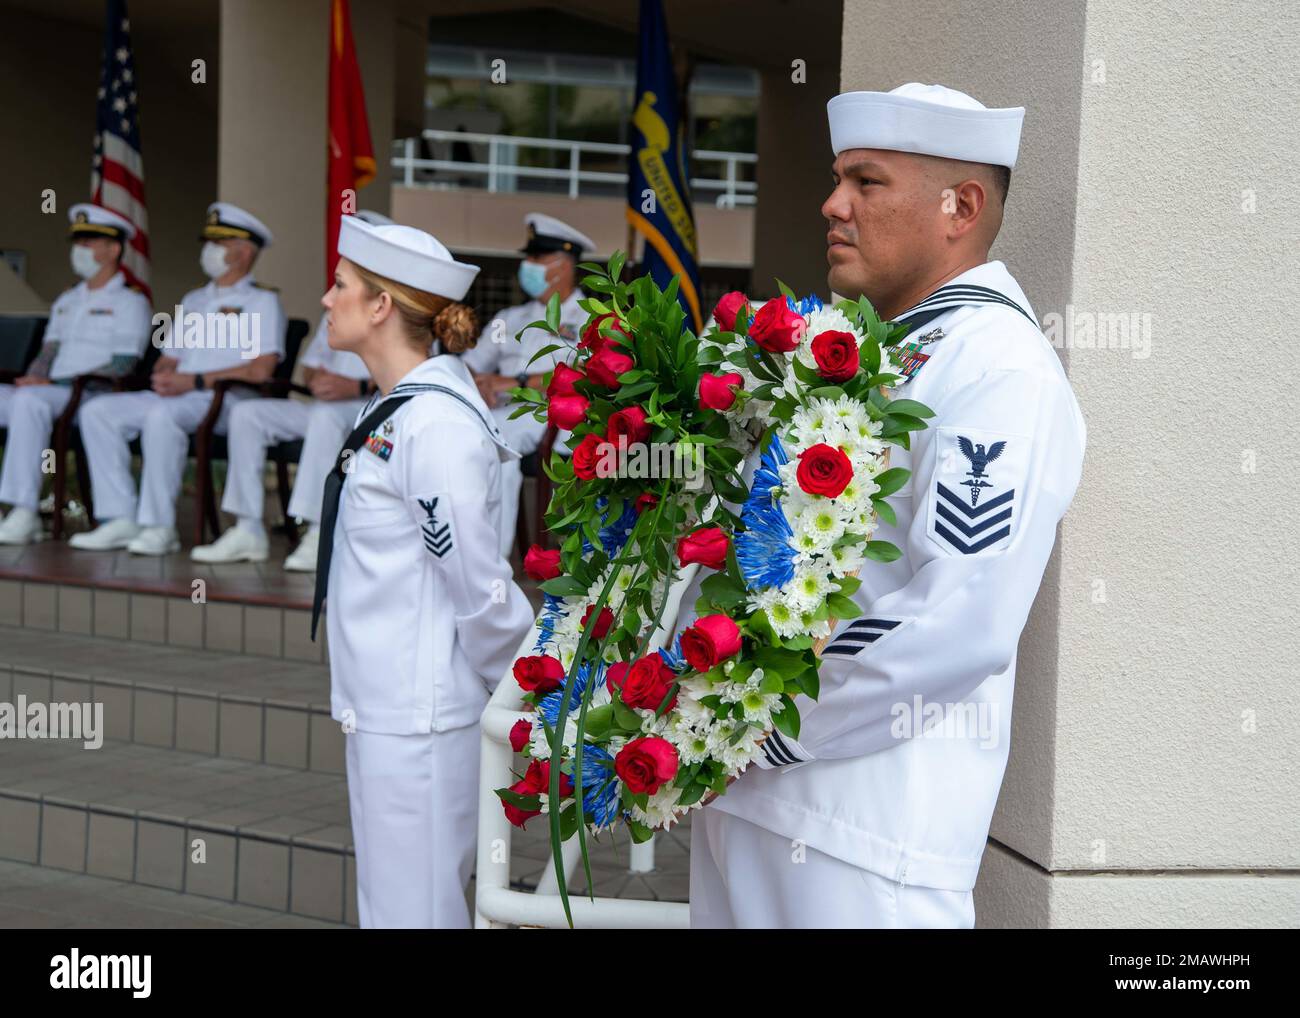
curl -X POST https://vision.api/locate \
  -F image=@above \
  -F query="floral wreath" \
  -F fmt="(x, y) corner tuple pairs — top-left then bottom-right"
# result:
(496, 254), (932, 922)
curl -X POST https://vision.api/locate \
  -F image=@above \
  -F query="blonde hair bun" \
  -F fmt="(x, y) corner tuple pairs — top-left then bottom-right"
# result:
(433, 301), (480, 354)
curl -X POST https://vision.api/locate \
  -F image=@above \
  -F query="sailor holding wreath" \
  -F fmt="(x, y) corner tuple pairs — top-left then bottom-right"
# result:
(687, 84), (1086, 928)
(311, 216), (534, 928)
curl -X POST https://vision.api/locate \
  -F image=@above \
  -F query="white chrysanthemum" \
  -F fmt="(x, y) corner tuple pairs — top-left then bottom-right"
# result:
(711, 722), (763, 774)
(794, 503), (846, 549)
(628, 785), (686, 830)
(665, 717), (714, 766)
(829, 541), (866, 575)
(786, 561), (834, 612)
(765, 598), (807, 639)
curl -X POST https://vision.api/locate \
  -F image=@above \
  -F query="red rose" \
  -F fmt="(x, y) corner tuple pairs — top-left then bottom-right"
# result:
(681, 614), (743, 672)
(548, 394), (589, 430)
(512, 654), (565, 695)
(547, 362), (584, 398)
(580, 603), (614, 640)
(618, 654), (678, 712)
(523, 544), (562, 581)
(508, 718), (532, 753)
(522, 759), (573, 798)
(580, 312), (629, 353)
(634, 493), (659, 514)
(749, 299), (803, 354)
(571, 433), (611, 481)
(712, 291), (750, 332)
(676, 526), (729, 570)
(503, 779), (542, 828)
(810, 329), (860, 383)
(615, 737), (679, 795)
(606, 405), (651, 445)
(586, 345), (634, 388)
(698, 371), (743, 411)
(605, 660), (629, 696)
(796, 443), (853, 498)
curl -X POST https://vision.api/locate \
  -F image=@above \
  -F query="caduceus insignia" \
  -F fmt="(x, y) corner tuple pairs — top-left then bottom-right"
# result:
(957, 436), (1007, 506)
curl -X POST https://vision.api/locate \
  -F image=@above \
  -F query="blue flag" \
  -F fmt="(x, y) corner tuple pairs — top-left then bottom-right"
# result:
(626, 0), (703, 333)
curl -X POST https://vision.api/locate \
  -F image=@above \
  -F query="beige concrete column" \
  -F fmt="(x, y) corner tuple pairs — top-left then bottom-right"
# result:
(839, 0), (1300, 927)
(218, 0), (329, 324)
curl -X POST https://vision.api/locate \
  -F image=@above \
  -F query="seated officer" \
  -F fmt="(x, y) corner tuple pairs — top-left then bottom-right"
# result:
(69, 202), (285, 556)
(462, 212), (590, 555)
(190, 210), (391, 570)
(0, 204), (151, 545)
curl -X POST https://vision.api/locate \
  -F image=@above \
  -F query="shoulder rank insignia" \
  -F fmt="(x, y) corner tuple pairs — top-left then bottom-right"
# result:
(417, 497), (453, 558)
(364, 429), (394, 461)
(929, 430), (1020, 556)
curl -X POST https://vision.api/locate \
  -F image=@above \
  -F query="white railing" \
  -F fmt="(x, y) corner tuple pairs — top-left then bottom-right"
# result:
(475, 563), (699, 929)
(395, 130), (757, 209)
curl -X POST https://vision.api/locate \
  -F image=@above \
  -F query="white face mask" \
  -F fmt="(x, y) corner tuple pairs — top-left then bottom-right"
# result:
(71, 245), (100, 280)
(200, 241), (231, 279)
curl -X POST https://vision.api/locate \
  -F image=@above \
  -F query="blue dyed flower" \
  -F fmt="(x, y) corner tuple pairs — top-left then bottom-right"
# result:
(536, 660), (605, 729)
(786, 293), (824, 316)
(572, 744), (621, 829)
(735, 434), (796, 591)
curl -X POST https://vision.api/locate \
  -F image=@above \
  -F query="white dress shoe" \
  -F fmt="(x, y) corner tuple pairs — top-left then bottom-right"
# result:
(126, 526), (181, 556)
(0, 507), (43, 545)
(68, 518), (142, 550)
(191, 526), (269, 563)
(283, 527), (319, 572)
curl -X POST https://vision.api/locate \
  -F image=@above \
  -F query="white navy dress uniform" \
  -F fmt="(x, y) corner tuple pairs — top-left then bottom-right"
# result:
(0, 205), (150, 529)
(687, 84), (1087, 929)
(196, 212), (390, 564)
(461, 213), (591, 554)
(318, 216), (534, 928)
(72, 203), (285, 547)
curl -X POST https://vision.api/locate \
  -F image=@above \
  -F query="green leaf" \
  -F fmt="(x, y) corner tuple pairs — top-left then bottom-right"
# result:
(540, 575), (588, 597)
(884, 398), (934, 419)
(871, 498), (897, 527)
(864, 540), (903, 563)
(872, 467), (910, 497)
(825, 592), (863, 620)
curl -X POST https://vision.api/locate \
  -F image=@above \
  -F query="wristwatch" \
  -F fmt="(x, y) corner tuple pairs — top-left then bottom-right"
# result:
(515, 371), (529, 388)
(194, 373), (206, 391)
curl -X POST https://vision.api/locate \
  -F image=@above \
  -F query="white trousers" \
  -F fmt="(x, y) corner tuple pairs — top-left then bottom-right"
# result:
(345, 723), (480, 929)
(0, 383), (77, 511)
(689, 808), (975, 929)
(77, 389), (232, 528)
(220, 397), (362, 524)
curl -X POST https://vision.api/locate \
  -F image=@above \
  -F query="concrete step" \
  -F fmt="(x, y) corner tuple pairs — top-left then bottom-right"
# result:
(0, 735), (356, 925)
(0, 858), (349, 928)
(0, 574), (325, 664)
(0, 624), (343, 774)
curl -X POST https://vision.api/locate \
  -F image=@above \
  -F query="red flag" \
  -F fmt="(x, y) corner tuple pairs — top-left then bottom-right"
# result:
(326, 0), (375, 287)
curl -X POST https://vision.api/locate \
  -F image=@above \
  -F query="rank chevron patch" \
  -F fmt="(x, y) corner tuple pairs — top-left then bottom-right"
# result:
(416, 496), (454, 558)
(933, 483), (1014, 554)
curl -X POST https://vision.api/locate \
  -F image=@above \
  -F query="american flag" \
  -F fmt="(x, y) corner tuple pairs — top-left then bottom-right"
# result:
(90, 0), (150, 297)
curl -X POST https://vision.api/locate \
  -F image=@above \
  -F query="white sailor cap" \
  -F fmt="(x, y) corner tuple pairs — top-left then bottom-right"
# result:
(353, 209), (394, 228)
(828, 83), (1025, 169)
(338, 216), (479, 301)
(201, 201), (274, 248)
(68, 203), (135, 242)
(521, 212), (595, 258)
